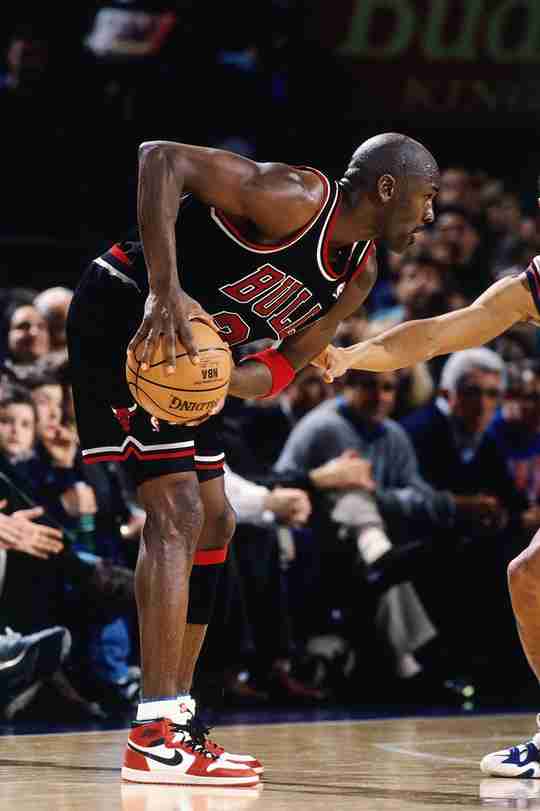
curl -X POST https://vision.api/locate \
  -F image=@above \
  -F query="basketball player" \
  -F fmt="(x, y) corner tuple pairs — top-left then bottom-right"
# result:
(66, 132), (439, 785)
(311, 188), (540, 777)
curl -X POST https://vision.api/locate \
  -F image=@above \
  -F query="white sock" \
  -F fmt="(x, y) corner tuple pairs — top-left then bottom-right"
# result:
(136, 693), (196, 725)
(136, 696), (181, 723)
(357, 526), (392, 565)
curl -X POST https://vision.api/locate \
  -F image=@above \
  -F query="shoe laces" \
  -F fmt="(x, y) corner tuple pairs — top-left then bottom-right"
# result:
(188, 716), (224, 754)
(166, 719), (218, 759)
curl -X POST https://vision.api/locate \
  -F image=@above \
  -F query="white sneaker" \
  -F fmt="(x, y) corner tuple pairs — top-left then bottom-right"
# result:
(480, 714), (540, 777)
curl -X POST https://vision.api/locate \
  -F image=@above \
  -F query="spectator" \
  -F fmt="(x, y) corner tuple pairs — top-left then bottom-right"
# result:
(34, 286), (73, 356)
(489, 359), (540, 533)
(234, 367), (332, 472)
(432, 204), (490, 299)
(274, 369), (458, 697)
(402, 348), (529, 695)
(2, 301), (51, 377)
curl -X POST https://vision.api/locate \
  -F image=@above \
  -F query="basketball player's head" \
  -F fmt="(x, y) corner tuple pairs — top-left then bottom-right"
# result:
(340, 132), (440, 253)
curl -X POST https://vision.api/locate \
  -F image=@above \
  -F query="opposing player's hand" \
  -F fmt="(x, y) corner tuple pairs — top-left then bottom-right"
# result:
(311, 344), (350, 383)
(127, 288), (217, 375)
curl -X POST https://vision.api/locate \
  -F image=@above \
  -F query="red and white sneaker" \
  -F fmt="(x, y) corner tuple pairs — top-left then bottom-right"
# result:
(181, 700), (264, 775)
(121, 718), (259, 786)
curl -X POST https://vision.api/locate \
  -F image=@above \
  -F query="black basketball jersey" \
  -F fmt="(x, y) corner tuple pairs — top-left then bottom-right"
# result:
(96, 168), (374, 347)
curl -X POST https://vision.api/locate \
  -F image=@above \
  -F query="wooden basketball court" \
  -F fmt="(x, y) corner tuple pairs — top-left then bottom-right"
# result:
(1, 712), (538, 810)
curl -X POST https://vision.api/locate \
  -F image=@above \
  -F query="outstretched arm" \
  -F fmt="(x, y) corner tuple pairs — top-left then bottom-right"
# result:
(314, 273), (535, 378)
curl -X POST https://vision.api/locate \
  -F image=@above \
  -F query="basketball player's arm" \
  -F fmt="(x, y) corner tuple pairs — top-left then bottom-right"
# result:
(314, 274), (535, 380)
(228, 254), (378, 398)
(131, 141), (324, 372)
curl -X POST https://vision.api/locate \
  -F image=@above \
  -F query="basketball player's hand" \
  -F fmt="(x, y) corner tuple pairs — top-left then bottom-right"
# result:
(183, 396), (226, 427)
(311, 344), (349, 383)
(127, 289), (217, 375)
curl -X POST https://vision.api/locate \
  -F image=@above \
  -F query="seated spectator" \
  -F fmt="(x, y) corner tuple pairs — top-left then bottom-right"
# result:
(432, 204), (491, 299)
(0, 380), (137, 714)
(367, 251), (457, 405)
(1, 301), (51, 378)
(273, 369), (460, 698)
(233, 366), (332, 472)
(33, 286), (73, 359)
(489, 359), (540, 534)
(402, 348), (530, 696)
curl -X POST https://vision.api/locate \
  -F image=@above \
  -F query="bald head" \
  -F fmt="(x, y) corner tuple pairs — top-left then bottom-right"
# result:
(341, 132), (439, 197)
(339, 132), (439, 254)
(34, 286), (73, 351)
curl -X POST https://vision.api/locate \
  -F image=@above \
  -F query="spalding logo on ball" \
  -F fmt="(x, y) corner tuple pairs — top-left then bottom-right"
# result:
(126, 319), (232, 424)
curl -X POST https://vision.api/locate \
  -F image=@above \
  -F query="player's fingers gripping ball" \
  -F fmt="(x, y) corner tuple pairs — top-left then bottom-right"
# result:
(126, 319), (232, 424)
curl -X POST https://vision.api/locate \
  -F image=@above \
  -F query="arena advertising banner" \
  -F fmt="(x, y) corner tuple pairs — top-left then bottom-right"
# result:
(310, 0), (540, 114)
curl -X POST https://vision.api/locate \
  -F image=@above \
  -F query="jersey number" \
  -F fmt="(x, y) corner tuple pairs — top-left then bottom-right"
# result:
(212, 311), (251, 346)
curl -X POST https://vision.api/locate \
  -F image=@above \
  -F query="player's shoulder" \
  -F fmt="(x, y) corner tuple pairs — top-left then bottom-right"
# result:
(248, 161), (327, 208)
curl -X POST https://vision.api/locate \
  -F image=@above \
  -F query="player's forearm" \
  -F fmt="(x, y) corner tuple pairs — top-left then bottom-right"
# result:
(345, 318), (449, 371)
(137, 142), (183, 294)
(228, 361), (273, 399)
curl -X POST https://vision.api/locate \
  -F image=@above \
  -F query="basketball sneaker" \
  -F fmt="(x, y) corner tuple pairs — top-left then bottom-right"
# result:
(180, 698), (264, 775)
(122, 717), (259, 786)
(480, 714), (540, 777)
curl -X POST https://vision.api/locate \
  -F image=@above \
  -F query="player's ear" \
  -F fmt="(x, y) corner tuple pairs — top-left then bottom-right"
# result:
(378, 174), (396, 203)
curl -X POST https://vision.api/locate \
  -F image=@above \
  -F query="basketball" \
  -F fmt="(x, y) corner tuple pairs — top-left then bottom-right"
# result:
(126, 319), (232, 424)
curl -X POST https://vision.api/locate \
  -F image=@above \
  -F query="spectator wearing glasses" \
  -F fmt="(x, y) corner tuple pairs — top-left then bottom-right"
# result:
(402, 348), (529, 695)
(273, 368), (462, 698)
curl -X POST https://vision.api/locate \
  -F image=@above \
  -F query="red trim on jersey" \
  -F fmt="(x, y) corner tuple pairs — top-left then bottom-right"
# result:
(110, 243), (131, 265)
(83, 446), (195, 464)
(349, 241), (376, 282)
(320, 194), (346, 280)
(193, 547), (228, 565)
(195, 461), (225, 470)
(213, 167), (331, 252)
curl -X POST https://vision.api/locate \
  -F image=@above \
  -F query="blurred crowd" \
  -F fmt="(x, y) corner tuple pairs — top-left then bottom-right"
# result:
(2, 5), (540, 723)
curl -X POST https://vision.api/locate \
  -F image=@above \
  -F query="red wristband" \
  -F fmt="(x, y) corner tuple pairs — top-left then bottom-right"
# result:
(241, 348), (296, 399)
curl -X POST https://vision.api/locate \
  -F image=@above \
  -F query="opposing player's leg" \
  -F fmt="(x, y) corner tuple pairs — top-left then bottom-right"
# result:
(481, 528), (540, 777)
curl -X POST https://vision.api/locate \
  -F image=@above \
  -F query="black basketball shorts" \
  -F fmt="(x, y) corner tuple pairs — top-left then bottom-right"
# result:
(66, 259), (225, 487)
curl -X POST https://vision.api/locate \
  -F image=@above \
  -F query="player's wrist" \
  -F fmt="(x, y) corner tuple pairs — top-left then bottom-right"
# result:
(240, 348), (295, 399)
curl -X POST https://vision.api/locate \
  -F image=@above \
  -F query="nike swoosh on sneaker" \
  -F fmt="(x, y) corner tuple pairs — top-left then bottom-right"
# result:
(128, 742), (184, 766)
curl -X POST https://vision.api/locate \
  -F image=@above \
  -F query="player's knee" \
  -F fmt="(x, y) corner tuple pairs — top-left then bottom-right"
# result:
(142, 477), (204, 552)
(204, 503), (236, 550)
